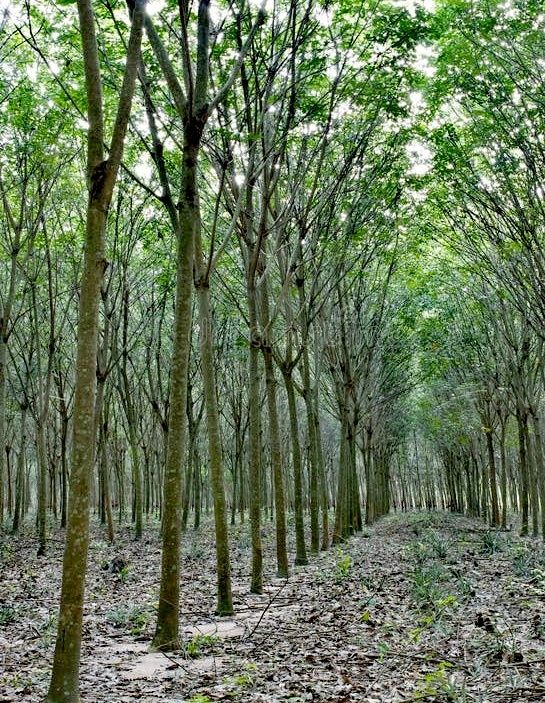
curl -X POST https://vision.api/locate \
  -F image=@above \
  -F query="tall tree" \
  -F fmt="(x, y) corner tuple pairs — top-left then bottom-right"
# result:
(45, 1), (145, 700)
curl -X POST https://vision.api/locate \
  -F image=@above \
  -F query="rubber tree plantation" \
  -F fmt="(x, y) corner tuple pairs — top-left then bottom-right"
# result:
(3, 0), (545, 701)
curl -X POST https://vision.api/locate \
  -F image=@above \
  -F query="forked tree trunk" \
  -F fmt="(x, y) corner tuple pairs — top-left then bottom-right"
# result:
(46, 2), (144, 700)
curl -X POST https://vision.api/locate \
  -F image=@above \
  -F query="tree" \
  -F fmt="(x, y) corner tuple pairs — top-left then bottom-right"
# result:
(45, 1), (145, 700)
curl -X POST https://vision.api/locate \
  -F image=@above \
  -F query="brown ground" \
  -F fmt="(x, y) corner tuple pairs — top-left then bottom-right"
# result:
(2, 511), (545, 702)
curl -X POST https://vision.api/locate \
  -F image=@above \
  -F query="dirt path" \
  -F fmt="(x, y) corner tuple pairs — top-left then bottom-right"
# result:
(2, 512), (545, 702)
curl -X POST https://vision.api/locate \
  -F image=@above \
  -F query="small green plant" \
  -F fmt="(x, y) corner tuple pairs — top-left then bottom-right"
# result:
(377, 641), (391, 661)
(481, 531), (504, 555)
(530, 566), (545, 599)
(361, 574), (375, 590)
(456, 577), (475, 600)
(106, 604), (152, 636)
(0, 672), (32, 690)
(117, 565), (131, 583)
(0, 605), (16, 625)
(413, 662), (462, 701)
(361, 609), (373, 624)
(335, 548), (353, 581)
(488, 630), (514, 661)
(410, 563), (446, 606)
(186, 695), (212, 703)
(30, 612), (58, 648)
(130, 608), (152, 635)
(225, 662), (258, 690)
(425, 530), (449, 559)
(512, 545), (534, 577)
(185, 633), (219, 658)
(407, 540), (433, 565)
(434, 594), (459, 620)
(532, 613), (545, 639)
(0, 543), (15, 562)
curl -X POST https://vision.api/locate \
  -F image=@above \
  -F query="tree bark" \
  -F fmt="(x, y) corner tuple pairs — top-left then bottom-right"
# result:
(195, 271), (233, 613)
(283, 368), (308, 565)
(46, 2), (144, 699)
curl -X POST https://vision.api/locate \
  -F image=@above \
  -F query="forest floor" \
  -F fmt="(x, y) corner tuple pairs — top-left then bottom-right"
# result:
(2, 511), (545, 702)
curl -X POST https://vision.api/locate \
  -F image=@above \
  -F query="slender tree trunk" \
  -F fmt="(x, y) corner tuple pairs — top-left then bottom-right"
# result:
(301, 347), (319, 553)
(283, 368), (308, 565)
(99, 396), (114, 543)
(195, 276), (233, 613)
(312, 340), (329, 550)
(182, 387), (196, 533)
(314, 403), (329, 550)
(499, 418), (508, 529)
(193, 446), (201, 531)
(296, 273), (319, 552)
(0, 214), (22, 527)
(12, 404), (27, 534)
(334, 407), (350, 542)
(485, 428), (500, 526)
(153, 141), (197, 649)
(517, 409), (530, 536)
(247, 280), (263, 592)
(531, 413), (545, 539)
(36, 418), (48, 556)
(258, 279), (288, 578)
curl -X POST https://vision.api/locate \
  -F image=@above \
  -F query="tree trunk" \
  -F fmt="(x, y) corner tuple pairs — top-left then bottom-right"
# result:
(283, 369), (308, 565)
(258, 279), (288, 578)
(11, 404), (27, 534)
(153, 141), (197, 649)
(46, 2), (144, 698)
(517, 409), (530, 536)
(195, 276), (233, 613)
(499, 418), (508, 529)
(247, 280), (263, 592)
(485, 428), (500, 526)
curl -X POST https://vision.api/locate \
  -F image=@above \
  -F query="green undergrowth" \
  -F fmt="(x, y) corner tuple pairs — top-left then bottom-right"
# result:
(106, 603), (154, 636)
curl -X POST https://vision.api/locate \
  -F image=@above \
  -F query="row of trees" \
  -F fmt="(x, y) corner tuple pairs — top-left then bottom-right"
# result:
(1, 1), (423, 702)
(4, 0), (545, 701)
(411, 0), (545, 536)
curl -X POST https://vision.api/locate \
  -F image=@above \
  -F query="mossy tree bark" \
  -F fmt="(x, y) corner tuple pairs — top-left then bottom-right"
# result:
(247, 276), (264, 592)
(282, 365), (308, 566)
(45, 1), (145, 700)
(152, 139), (197, 648)
(194, 223), (233, 615)
(258, 277), (289, 579)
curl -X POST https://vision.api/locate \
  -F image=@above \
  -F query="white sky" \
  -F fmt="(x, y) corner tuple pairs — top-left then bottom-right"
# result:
(146, 0), (166, 16)
(392, 0), (436, 16)
(406, 140), (433, 176)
